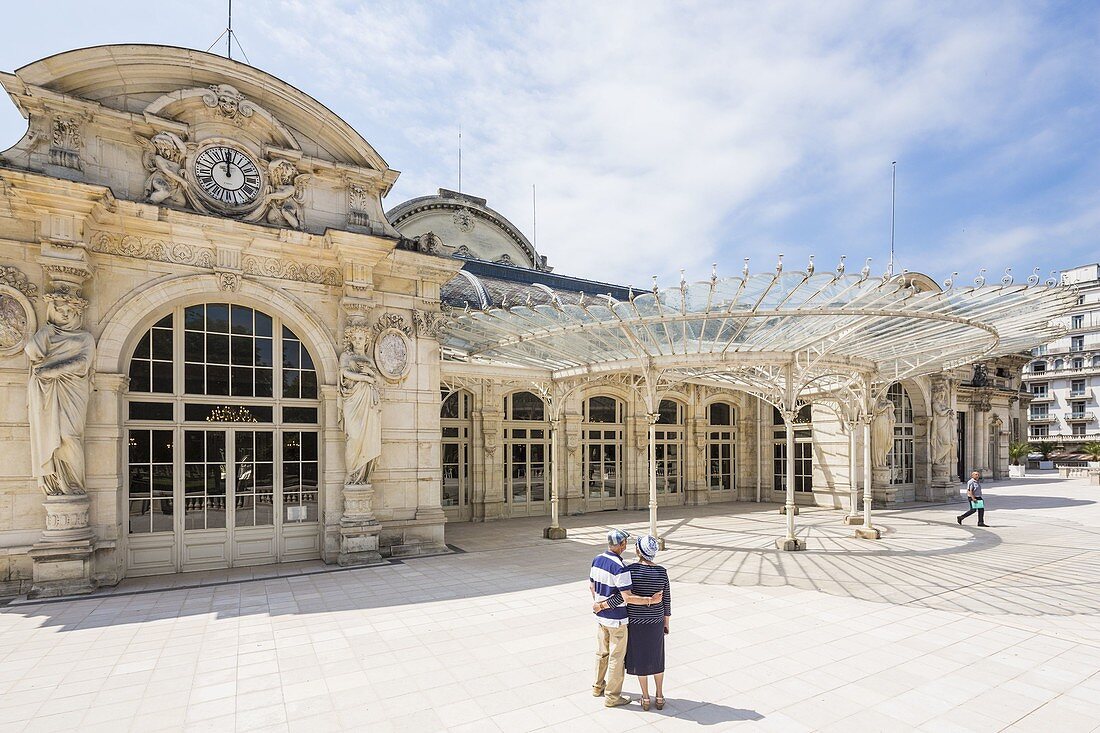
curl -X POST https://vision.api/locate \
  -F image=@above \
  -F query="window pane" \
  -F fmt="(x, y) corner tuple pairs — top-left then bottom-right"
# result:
(709, 402), (731, 425)
(587, 396), (618, 423)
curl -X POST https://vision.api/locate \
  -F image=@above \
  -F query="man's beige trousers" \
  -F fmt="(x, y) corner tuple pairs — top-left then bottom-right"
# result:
(594, 624), (629, 701)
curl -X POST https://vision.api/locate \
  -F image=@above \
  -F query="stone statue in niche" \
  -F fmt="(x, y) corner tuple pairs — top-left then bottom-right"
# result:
(245, 159), (308, 229)
(930, 380), (956, 467)
(340, 324), (383, 485)
(870, 392), (896, 470)
(25, 289), (96, 496)
(139, 131), (189, 206)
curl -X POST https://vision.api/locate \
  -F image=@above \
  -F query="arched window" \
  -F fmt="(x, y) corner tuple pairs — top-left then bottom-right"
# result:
(1032, 361), (1047, 374)
(773, 404), (812, 492)
(584, 396), (624, 509)
(706, 402), (737, 492)
(652, 399), (684, 494)
(1054, 358), (1064, 370)
(886, 383), (915, 485)
(503, 392), (550, 515)
(1093, 356), (1100, 368)
(1073, 358), (1084, 370)
(441, 390), (472, 512)
(125, 303), (321, 574)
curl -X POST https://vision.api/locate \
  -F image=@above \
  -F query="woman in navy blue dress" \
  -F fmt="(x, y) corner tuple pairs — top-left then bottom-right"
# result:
(624, 534), (671, 711)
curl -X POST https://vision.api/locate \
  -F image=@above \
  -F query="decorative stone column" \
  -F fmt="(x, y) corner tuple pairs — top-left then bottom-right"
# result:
(338, 483), (382, 565)
(929, 375), (957, 494)
(28, 249), (97, 598)
(775, 409), (804, 551)
(28, 495), (96, 598)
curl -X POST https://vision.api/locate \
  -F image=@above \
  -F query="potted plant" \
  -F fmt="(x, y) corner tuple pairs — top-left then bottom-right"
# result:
(1082, 441), (1100, 469)
(1033, 441), (1057, 470)
(1008, 442), (1029, 477)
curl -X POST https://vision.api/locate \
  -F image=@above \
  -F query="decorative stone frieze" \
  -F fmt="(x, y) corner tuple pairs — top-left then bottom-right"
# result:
(0, 265), (39, 299)
(90, 232), (217, 268)
(216, 271), (242, 292)
(241, 254), (341, 285)
(347, 184), (371, 228)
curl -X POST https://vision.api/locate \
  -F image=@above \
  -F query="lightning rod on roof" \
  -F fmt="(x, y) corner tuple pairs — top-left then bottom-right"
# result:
(206, 0), (251, 64)
(889, 161), (897, 277)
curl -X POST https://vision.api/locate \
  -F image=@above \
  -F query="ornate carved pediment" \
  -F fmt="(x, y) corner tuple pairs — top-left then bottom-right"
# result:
(136, 85), (311, 229)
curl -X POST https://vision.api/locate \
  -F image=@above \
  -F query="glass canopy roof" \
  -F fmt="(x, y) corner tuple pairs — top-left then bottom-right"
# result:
(441, 268), (1075, 404)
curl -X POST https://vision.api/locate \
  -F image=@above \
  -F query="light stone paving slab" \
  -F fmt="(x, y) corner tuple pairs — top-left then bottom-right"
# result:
(1, 473), (1100, 731)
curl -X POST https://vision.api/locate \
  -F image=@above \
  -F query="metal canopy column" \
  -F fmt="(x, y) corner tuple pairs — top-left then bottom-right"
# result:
(776, 363), (805, 551)
(857, 380), (882, 539)
(844, 418), (862, 525)
(543, 416), (567, 539)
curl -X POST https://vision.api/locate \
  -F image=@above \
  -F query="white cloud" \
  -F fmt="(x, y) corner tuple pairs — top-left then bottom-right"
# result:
(255, 1), (1097, 285)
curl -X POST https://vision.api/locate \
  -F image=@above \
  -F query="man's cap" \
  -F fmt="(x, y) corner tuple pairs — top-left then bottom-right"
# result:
(606, 528), (630, 545)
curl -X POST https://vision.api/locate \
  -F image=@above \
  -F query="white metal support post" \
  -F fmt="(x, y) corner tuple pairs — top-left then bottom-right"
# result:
(857, 381), (881, 539)
(844, 418), (862, 525)
(776, 364), (804, 551)
(544, 417), (567, 539)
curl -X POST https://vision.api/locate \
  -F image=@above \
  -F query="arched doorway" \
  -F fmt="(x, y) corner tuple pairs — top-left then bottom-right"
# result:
(503, 391), (551, 517)
(441, 390), (473, 521)
(706, 401), (737, 497)
(125, 303), (322, 574)
(653, 399), (685, 503)
(584, 395), (625, 511)
(886, 382), (915, 487)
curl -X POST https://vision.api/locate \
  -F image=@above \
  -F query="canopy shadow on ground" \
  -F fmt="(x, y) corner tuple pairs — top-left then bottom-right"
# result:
(4, 481), (1099, 634)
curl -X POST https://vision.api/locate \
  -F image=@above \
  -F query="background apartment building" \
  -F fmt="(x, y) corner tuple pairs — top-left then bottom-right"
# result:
(1023, 264), (1100, 446)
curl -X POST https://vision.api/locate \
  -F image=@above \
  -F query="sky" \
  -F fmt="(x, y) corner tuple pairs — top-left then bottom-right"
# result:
(1, 1), (1098, 288)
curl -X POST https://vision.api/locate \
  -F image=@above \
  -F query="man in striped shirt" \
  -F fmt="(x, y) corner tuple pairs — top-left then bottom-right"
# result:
(589, 528), (663, 707)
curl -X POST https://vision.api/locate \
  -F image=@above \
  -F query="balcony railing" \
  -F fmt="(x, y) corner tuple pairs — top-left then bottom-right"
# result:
(1028, 393), (1053, 402)
(1028, 415), (1056, 423)
(1067, 413), (1094, 422)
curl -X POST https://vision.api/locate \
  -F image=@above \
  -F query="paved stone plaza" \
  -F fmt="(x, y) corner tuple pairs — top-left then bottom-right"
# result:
(2, 474), (1099, 732)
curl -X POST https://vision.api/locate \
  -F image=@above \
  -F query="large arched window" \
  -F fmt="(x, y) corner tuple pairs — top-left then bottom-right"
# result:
(584, 396), (624, 510)
(441, 390), (472, 512)
(773, 404), (813, 493)
(706, 402), (737, 492)
(125, 303), (321, 574)
(503, 391), (550, 515)
(652, 399), (684, 494)
(886, 383), (915, 485)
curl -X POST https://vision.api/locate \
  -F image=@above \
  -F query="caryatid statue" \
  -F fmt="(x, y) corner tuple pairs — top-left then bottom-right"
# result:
(870, 392), (896, 470)
(339, 323), (382, 485)
(930, 380), (956, 468)
(25, 289), (96, 496)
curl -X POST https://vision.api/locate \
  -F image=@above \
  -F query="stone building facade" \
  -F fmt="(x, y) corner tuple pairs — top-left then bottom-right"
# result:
(0, 46), (1028, 597)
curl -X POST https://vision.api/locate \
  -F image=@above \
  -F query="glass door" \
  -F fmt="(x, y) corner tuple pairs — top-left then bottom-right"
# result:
(180, 428), (279, 570)
(181, 429), (230, 570)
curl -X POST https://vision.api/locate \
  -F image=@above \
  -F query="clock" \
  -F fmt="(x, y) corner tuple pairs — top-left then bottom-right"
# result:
(193, 145), (262, 207)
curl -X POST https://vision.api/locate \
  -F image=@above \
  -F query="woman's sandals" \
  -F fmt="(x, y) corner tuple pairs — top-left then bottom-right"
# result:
(641, 697), (651, 711)
(655, 697), (665, 710)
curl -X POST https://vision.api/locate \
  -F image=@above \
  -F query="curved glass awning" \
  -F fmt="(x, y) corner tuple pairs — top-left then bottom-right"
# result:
(441, 269), (1075, 400)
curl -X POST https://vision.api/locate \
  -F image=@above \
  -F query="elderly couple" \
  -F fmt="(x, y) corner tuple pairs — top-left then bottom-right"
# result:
(589, 528), (671, 711)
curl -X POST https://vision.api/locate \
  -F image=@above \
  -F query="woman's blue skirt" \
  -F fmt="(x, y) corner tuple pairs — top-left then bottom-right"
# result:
(625, 622), (665, 676)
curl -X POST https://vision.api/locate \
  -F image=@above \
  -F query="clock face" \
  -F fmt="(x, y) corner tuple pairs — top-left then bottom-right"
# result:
(193, 146), (262, 207)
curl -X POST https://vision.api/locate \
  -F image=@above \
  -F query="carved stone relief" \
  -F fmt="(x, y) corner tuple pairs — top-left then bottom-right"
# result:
(340, 321), (383, 485)
(412, 309), (446, 340)
(870, 392), (896, 470)
(348, 184), (371, 228)
(241, 255), (341, 286)
(201, 84), (255, 124)
(453, 209), (475, 232)
(49, 115), (83, 170)
(0, 265), (39, 354)
(90, 232), (216, 268)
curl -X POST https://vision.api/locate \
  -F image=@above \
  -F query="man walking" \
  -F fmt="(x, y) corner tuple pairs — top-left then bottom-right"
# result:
(957, 470), (989, 527)
(589, 528), (661, 708)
